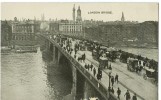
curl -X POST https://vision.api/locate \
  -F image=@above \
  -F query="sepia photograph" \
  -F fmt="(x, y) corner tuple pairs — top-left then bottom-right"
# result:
(1, 2), (159, 100)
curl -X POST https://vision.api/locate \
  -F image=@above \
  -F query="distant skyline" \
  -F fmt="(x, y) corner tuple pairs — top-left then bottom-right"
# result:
(1, 3), (158, 22)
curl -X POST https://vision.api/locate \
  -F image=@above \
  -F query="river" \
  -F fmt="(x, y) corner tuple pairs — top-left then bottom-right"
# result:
(1, 48), (72, 100)
(1, 46), (158, 100)
(118, 47), (158, 61)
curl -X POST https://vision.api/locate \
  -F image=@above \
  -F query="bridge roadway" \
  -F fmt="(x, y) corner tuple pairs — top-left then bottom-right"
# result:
(70, 40), (157, 100)
(44, 35), (157, 100)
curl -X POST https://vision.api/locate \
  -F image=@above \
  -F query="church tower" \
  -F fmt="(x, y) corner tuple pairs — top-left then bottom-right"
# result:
(73, 4), (75, 21)
(121, 12), (125, 22)
(41, 14), (45, 22)
(76, 6), (82, 22)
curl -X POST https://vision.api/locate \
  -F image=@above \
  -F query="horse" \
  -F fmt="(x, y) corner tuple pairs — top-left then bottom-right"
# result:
(77, 56), (83, 62)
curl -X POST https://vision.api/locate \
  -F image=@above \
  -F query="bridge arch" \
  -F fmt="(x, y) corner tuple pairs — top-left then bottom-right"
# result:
(58, 54), (73, 83)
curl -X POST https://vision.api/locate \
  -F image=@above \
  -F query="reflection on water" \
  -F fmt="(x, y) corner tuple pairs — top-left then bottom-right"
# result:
(1, 48), (72, 100)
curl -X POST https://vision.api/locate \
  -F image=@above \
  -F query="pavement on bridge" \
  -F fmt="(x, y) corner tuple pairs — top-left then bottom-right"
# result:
(51, 36), (157, 100)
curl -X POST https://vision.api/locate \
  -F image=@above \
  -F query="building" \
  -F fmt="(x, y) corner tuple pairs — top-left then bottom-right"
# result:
(121, 12), (125, 22)
(1, 20), (12, 46)
(84, 12), (158, 47)
(59, 20), (82, 35)
(76, 6), (82, 22)
(58, 5), (83, 36)
(49, 22), (59, 33)
(11, 17), (40, 46)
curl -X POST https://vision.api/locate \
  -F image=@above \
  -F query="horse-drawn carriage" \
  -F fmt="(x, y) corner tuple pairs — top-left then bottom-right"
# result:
(143, 67), (158, 84)
(106, 47), (118, 62)
(92, 49), (99, 60)
(78, 41), (86, 51)
(85, 42), (94, 51)
(99, 56), (109, 70)
(120, 52), (129, 63)
(127, 58), (138, 72)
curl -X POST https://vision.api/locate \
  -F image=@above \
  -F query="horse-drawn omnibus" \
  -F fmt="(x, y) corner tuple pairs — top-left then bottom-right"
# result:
(127, 58), (138, 72)
(143, 67), (158, 84)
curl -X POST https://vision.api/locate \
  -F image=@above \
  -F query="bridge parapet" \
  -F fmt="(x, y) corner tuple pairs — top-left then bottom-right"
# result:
(41, 34), (119, 100)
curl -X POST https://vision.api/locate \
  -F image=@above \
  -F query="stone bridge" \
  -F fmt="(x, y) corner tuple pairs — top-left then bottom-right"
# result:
(39, 34), (118, 100)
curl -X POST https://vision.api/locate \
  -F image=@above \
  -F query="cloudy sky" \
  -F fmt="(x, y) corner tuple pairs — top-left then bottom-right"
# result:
(1, 2), (158, 22)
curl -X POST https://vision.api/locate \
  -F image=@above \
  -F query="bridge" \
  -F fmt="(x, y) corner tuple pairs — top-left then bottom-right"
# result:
(38, 33), (157, 100)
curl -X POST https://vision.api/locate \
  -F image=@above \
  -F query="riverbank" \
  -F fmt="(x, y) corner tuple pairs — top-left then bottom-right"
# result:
(1, 45), (39, 53)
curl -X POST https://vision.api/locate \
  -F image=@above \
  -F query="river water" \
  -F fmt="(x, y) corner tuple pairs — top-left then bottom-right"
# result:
(118, 47), (158, 61)
(1, 48), (72, 100)
(1, 46), (158, 100)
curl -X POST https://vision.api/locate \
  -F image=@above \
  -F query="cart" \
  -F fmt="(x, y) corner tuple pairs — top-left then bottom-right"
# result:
(99, 56), (108, 70)
(127, 58), (138, 72)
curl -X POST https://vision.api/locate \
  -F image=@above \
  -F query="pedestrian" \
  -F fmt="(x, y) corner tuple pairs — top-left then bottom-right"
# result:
(87, 64), (90, 71)
(84, 64), (87, 69)
(99, 72), (102, 80)
(111, 76), (114, 87)
(132, 93), (137, 100)
(98, 67), (101, 74)
(84, 53), (86, 60)
(111, 87), (114, 94)
(109, 63), (112, 70)
(99, 74), (102, 80)
(115, 74), (119, 84)
(100, 70), (102, 79)
(93, 68), (96, 77)
(97, 73), (100, 80)
(74, 54), (76, 59)
(117, 88), (121, 100)
(124, 90), (131, 100)
(90, 63), (93, 71)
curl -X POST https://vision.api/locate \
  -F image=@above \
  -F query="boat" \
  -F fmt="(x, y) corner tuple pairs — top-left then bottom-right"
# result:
(15, 45), (37, 53)
(1, 46), (12, 53)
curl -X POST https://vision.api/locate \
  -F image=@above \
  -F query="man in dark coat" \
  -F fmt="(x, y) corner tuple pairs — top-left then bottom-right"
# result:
(84, 64), (87, 69)
(97, 73), (100, 80)
(115, 74), (119, 84)
(90, 63), (93, 71)
(93, 68), (96, 77)
(87, 64), (90, 71)
(111, 87), (114, 94)
(111, 76), (114, 87)
(124, 90), (131, 100)
(117, 88), (121, 100)
(132, 93), (137, 100)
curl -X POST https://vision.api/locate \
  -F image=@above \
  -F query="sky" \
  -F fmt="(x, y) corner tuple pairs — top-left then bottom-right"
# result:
(1, 2), (159, 22)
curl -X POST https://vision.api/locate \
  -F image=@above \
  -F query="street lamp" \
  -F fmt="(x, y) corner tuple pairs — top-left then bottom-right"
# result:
(108, 72), (111, 89)
(108, 72), (112, 100)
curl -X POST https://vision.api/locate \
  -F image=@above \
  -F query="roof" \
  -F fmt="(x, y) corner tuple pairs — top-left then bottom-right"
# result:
(144, 67), (155, 72)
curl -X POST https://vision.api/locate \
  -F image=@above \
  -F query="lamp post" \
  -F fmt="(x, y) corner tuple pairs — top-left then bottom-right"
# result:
(108, 72), (111, 100)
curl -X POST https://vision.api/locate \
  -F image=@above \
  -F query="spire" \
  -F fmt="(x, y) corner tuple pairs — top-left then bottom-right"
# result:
(77, 5), (81, 11)
(73, 4), (75, 11)
(73, 4), (75, 21)
(121, 12), (125, 22)
(34, 16), (36, 21)
(41, 13), (45, 21)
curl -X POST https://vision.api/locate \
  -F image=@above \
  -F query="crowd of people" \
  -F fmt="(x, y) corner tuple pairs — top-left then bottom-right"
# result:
(53, 35), (138, 100)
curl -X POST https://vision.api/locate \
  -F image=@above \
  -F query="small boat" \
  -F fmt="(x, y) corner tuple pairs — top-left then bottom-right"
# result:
(1, 46), (12, 53)
(15, 46), (37, 53)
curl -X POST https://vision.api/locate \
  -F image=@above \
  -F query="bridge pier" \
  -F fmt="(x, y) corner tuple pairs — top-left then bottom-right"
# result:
(71, 65), (77, 99)
(55, 47), (58, 61)
(83, 80), (98, 99)
(52, 45), (56, 61)
(58, 50), (62, 63)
